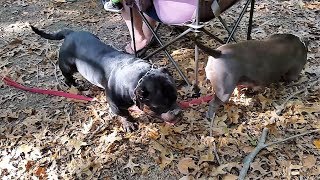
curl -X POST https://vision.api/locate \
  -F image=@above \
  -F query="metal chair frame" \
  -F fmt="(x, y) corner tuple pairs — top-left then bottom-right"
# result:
(130, 0), (255, 88)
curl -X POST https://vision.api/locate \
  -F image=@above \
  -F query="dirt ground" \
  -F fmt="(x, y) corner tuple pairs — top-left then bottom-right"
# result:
(0, 0), (319, 179)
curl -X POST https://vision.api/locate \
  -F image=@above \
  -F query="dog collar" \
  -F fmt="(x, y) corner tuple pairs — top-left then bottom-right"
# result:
(132, 64), (158, 104)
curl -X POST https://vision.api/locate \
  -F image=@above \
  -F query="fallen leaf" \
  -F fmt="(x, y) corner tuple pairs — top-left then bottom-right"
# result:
(173, 124), (188, 133)
(159, 152), (174, 170)
(141, 164), (150, 175)
(0, 156), (16, 171)
(177, 157), (198, 175)
(303, 155), (316, 169)
(147, 127), (160, 140)
(290, 164), (303, 170)
(82, 117), (93, 134)
(179, 175), (195, 180)
(223, 174), (237, 180)
(296, 103), (320, 114)
(123, 156), (139, 174)
(68, 139), (87, 154)
(266, 122), (277, 135)
(151, 141), (170, 156)
(199, 149), (214, 164)
(25, 161), (35, 172)
(224, 105), (240, 124)
(212, 114), (229, 136)
(67, 86), (79, 94)
(159, 124), (172, 136)
(35, 166), (47, 178)
(304, 2), (320, 9)
(100, 130), (122, 144)
(16, 144), (33, 155)
(258, 94), (272, 109)
(210, 163), (240, 176)
(251, 161), (267, 175)
(313, 139), (320, 149)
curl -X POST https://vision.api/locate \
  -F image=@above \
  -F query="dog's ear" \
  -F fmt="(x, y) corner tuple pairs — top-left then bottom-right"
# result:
(159, 67), (172, 76)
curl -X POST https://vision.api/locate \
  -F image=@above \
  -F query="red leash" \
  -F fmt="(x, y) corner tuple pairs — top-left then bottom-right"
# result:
(2, 77), (94, 102)
(178, 95), (213, 109)
(2, 76), (212, 108)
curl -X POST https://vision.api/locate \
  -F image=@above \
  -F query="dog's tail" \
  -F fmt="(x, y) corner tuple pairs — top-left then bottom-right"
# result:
(194, 41), (222, 58)
(30, 25), (73, 40)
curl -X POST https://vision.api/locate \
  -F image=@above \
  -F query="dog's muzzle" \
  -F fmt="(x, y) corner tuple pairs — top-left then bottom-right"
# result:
(160, 104), (182, 124)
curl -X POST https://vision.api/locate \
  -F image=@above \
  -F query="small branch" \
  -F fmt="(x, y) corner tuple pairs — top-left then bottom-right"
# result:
(87, 123), (107, 140)
(212, 140), (221, 165)
(239, 128), (269, 180)
(239, 128), (320, 180)
(209, 112), (216, 137)
(36, 65), (39, 84)
(239, 79), (319, 180)
(50, 60), (63, 89)
(266, 129), (320, 147)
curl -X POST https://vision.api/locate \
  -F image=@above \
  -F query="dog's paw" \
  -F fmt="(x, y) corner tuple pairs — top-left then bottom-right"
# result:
(119, 117), (138, 132)
(122, 121), (139, 132)
(65, 79), (77, 87)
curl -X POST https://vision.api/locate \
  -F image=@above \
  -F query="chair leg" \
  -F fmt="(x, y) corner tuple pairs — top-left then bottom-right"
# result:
(143, 28), (193, 59)
(193, 42), (201, 96)
(218, 16), (237, 42)
(247, 0), (255, 40)
(194, 44), (199, 86)
(192, 0), (201, 96)
(138, 11), (191, 86)
(226, 0), (251, 43)
(129, 7), (137, 58)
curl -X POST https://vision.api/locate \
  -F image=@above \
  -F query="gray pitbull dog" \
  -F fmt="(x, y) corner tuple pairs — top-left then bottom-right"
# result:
(30, 25), (181, 132)
(196, 34), (307, 118)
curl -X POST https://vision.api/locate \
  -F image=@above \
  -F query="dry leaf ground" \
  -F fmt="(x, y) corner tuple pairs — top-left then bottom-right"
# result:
(0, 0), (319, 179)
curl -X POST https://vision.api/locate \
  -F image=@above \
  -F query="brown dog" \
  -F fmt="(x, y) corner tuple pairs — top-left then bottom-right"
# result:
(196, 34), (307, 118)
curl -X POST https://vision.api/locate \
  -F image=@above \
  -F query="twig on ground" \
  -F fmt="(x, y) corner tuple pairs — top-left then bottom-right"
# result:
(239, 128), (269, 180)
(50, 60), (62, 88)
(209, 112), (215, 137)
(209, 112), (221, 165)
(35, 58), (45, 84)
(212, 140), (221, 165)
(238, 79), (319, 180)
(87, 123), (107, 140)
(255, 172), (272, 180)
(36, 65), (39, 84)
(266, 129), (320, 147)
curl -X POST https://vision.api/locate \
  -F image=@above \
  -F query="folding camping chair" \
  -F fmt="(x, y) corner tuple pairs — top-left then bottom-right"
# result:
(128, 0), (255, 89)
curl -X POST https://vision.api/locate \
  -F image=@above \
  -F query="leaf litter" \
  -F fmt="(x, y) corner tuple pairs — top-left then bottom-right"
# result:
(0, 0), (319, 179)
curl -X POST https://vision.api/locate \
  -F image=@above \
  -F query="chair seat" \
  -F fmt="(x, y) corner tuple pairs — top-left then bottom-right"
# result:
(142, 0), (241, 25)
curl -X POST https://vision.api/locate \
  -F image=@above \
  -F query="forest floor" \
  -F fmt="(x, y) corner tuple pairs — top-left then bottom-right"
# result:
(0, 0), (319, 179)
